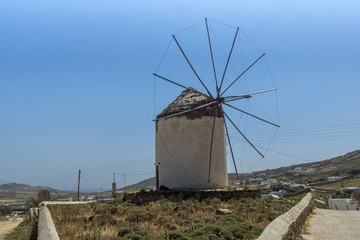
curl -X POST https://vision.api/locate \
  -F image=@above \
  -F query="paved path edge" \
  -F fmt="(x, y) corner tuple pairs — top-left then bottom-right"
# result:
(257, 193), (314, 240)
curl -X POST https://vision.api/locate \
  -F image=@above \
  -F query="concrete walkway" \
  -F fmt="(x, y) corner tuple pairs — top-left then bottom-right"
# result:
(302, 208), (360, 240)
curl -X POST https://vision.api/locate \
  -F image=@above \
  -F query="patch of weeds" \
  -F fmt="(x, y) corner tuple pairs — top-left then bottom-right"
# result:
(95, 214), (117, 226)
(92, 219), (101, 240)
(226, 224), (263, 239)
(194, 233), (221, 240)
(202, 215), (216, 224)
(121, 233), (151, 240)
(155, 216), (171, 226)
(133, 226), (148, 236)
(191, 224), (234, 239)
(117, 227), (132, 237)
(157, 231), (189, 240)
(255, 210), (282, 222)
(216, 214), (245, 225)
(125, 209), (154, 223)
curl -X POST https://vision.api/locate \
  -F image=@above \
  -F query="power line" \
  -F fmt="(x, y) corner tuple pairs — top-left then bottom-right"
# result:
(115, 171), (154, 176)
(46, 171), (78, 188)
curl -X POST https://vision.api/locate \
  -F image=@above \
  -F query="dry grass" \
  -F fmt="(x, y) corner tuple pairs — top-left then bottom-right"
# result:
(50, 195), (301, 240)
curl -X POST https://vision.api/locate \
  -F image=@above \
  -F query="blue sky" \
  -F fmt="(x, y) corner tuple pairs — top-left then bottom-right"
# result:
(0, 1), (359, 191)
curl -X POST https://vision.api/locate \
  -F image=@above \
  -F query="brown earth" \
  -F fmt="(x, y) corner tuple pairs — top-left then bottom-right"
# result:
(0, 220), (22, 240)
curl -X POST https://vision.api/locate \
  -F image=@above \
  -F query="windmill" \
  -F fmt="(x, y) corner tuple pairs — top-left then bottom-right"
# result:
(154, 18), (279, 190)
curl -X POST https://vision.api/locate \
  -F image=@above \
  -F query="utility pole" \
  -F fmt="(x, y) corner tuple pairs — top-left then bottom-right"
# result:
(112, 173), (116, 198)
(77, 169), (81, 201)
(156, 163), (160, 190)
(123, 174), (126, 188)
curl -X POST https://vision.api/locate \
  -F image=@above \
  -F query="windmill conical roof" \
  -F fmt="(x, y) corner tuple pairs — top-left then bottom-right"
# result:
(157, 88), (221, 120)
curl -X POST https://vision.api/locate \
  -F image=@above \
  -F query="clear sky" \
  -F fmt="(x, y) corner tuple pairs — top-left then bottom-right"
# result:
(0, 0), (359, 192)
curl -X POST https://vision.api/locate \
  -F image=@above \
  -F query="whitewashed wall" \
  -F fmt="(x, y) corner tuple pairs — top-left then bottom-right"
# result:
(156, 115), (227, 190)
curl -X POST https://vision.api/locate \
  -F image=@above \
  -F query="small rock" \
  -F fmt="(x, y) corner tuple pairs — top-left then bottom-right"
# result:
(216, 208), (233, 215)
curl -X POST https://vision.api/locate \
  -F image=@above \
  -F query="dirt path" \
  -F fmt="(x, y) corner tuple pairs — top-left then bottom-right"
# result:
(0, 220), (22, 240)
(302, 208), (360, 240)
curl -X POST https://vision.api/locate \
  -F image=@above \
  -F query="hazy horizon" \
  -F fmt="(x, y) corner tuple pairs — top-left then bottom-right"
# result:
(1, 0), (360, 191)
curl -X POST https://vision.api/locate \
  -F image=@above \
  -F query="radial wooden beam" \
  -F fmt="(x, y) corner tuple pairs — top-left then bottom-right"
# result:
(223, 113), (239, 179)
(218, 27), (239, 93)
(154, 101), (215, 121)
(172, 35), (213, 98)
(223, 111), (264, 158)
(223, 102), (279, 128)
(153, 73), (187, 89)
(224, 88), (277, 103)
(208, 114), (217, 183)
(220, 53), (265, 96)
(205, 17), (219, 95)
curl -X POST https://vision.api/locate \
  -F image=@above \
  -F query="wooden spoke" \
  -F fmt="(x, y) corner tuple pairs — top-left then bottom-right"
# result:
(218, 27), (239, 92)
(223, 112), (264, 158)
(172, 35), (213, 98)
(224, 113), (239, 179)
(223, 102), (279, 128)
(220, 53), (265, 96)
(205, 18), (219, 95)
(153, 73), (187, 89)
(208, 113), (217, 183)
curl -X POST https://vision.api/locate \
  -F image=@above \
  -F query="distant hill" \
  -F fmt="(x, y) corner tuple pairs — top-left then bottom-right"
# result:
(120, 150), (360, 190)
(119, 177), (156, 191)
(0, 182), (73, 202)
(230, 150), (360, 183)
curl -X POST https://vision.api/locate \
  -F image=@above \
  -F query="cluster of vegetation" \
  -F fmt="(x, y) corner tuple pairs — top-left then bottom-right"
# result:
(0, 205), (12, 216)
(50, 195), (301, 240)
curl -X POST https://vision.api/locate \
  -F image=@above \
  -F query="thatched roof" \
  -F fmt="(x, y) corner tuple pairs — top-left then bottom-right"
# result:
(156, 88), (221, 120)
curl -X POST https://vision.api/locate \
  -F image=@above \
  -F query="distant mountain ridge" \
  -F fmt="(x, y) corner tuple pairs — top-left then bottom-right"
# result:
(120, 150), (360, 190)
(2, 150), (359, 200)
(0, 182), (54, 191)
(0, 182), (72, 202)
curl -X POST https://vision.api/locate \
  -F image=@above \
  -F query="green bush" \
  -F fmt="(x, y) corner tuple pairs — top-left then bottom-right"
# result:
(194, 233), (221, 240)
(125, 209), (154, 223)
(155, 216), (171, 226)
(216, 214), (244, 225)
(255, 210), (282, 222)
(117, 227), (132, 237)
(95, 214), (117, 226)
(166, 231), (189, 240)
(226, 224), (263, 239)
(121, 233), (150, 240)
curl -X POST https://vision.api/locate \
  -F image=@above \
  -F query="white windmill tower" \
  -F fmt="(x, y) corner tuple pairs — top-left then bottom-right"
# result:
(154, 18), (279, 190)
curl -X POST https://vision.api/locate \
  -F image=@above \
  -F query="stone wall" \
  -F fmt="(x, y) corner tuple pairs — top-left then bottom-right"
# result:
(38, 206), (60, 240)
(257, 193), (314, 240)
(123, 189), (260, 205)
(314, 199), (328, 209)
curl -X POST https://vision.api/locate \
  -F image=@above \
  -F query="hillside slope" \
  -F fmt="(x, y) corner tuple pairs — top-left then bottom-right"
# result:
(0, 182), (72, 201)
(122, 150), (360, 190)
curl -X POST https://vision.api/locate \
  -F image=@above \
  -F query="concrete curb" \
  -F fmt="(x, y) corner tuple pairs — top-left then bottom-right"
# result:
(38, 206), (60, 240)
(257, 193), (314, 240)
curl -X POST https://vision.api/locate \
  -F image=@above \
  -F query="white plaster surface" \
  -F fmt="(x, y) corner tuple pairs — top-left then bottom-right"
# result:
(38, 206), (60, 240)
(328, 197), (359, 210)
(156, 115), (227, 190)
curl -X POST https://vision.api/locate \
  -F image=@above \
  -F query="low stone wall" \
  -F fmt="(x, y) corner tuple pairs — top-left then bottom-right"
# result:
(314, 199), (328, 209)
(123, 189), (260, 205)
(257, 193), (314, 240)
(38, 206), (60, 240)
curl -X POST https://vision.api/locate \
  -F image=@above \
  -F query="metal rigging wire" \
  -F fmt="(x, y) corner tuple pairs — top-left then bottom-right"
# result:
(46, 171), (78, 188)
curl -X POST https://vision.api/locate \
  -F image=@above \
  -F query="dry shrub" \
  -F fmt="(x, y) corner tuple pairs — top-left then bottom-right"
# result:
(50, 193), (300, 240)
